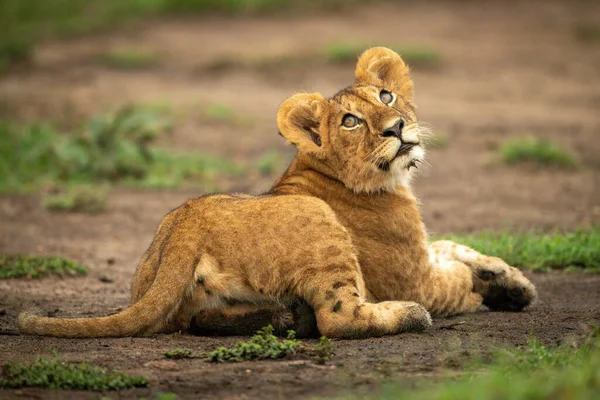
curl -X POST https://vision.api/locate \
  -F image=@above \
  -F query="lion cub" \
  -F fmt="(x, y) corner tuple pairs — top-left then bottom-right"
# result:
(19, 47), (536, 339)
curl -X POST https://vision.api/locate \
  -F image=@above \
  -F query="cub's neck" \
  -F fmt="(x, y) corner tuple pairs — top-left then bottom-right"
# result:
(269, 153), (425, 237)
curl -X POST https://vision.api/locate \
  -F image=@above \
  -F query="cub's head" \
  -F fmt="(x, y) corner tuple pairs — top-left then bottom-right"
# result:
(277, 47), (426, 193)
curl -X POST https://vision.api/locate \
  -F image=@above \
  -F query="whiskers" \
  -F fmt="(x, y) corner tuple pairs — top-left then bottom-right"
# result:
(411, 121), (436, 148)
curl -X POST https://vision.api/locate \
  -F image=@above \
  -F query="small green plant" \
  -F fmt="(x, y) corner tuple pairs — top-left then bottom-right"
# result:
(313, 336), (334, 364)
(323, 42), (441, 67)
(500, 137), (576, 169)
(443, 227), (600, 272)
(0, 351), (148, 390)
(208, 325), (303, 362)
(164, 348), (193, 359)
(207, 325), (335, 363)
(99, 48), (160, 69)
(574, 23), (600, 44)
(257, 150), (283, 176)
(0, 105), (239, 193)
(0, 255), (87, 279)
(43, 185), (108, 214)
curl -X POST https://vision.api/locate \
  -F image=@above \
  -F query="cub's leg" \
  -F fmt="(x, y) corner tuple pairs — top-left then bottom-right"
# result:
(429, 240), (537, 311)
(190, 302), (318, 337)
(297, 260), (431, 338)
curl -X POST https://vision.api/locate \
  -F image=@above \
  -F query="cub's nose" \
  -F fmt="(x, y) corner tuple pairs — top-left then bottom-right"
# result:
(381, 119), (405, 139)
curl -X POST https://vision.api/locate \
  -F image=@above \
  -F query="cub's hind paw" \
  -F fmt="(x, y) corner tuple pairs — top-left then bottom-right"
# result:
(483, 283), (536, 311)
(475, 265), (537, 312)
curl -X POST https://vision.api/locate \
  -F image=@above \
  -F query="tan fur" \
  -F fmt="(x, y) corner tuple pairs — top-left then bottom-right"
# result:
(18, 47), (536, 339)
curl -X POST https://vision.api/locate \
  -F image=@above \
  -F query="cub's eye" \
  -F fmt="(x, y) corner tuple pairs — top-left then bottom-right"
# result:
(342, 114), (360, 128)
(380, 90), (394, 105)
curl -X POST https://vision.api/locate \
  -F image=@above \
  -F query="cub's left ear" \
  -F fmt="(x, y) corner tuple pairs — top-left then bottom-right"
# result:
(355, 47), (414, 102)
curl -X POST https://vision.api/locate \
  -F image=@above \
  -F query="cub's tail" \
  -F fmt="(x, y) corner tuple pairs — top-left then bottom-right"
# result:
(18, 216), (200, 337)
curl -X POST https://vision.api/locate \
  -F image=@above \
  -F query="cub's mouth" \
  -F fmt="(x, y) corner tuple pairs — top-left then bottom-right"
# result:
(377, 143), (421, 172)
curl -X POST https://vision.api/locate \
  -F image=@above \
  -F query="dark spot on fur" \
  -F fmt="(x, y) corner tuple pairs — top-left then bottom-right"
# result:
(353, 305), (361, 318)
(332, 281), (347, 289)
(196, 276), (205, 284)
(259, 288), (264, 294)
(332, 301), (342, 313)
(324, 263), (353, 274)
(205, 289), (212, 295)
(325, 290), (335, 300)
(322, 245), (343, 258)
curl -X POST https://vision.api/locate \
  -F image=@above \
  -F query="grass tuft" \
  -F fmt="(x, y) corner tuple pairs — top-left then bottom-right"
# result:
(43, 185), (108, 214)
(208, 325), (334, 363)
(323, 42), (441, 67)
(99, 48), (161, 70)
(164, 348), (193, 359)
(0, 255), (87, 279)
(0, 105), (239, 193)
(500, 137), (576, 169)
(0, 351), (148, 390)
(208, 325), (303, 362)
(444, 227), (600, 272)
(332, 330), (600, 400)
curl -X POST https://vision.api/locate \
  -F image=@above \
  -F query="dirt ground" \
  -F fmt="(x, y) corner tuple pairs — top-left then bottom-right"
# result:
(1, 0), (599, 399)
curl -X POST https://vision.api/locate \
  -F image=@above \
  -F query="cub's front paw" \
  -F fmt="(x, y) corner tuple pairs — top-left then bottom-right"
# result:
(474, 261), (537, 312)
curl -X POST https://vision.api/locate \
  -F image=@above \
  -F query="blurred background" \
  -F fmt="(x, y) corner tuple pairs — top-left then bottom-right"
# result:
(0, 0), (599, 257)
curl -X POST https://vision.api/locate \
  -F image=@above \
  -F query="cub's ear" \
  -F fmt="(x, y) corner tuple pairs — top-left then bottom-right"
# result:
(277, 92), (326, 156)
(355, 47), (414, 102)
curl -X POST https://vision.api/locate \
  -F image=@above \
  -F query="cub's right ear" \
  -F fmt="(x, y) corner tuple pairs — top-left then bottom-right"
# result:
(277, 92), (325, 156)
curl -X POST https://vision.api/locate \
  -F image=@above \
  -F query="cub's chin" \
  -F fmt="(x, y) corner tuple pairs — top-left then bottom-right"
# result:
(398, 145), (425, 171)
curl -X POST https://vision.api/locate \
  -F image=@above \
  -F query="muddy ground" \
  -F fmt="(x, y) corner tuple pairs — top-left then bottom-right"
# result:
(1, 0), (599, 399)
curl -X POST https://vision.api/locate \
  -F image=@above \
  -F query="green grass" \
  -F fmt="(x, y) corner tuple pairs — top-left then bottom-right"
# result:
(0, 105), (239, 194)
(164, 348), (194, 359)
(444, 227), (600, 272)
(99, 48), (161, 70)
(0, 255), (87, 279)
(43, 185), (108, 214)
(208, 325), (334, 363)
(500, 137), (577, 169)
(0, 351), (148, 390)
(0, 1), (393, 72)
(574, 23), (600, 44)
(333, 332), (600, 400)
(322, 42), (441, 68)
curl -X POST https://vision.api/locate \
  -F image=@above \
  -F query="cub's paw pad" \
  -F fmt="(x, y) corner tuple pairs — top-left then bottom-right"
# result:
(483, 281), (537, 312)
